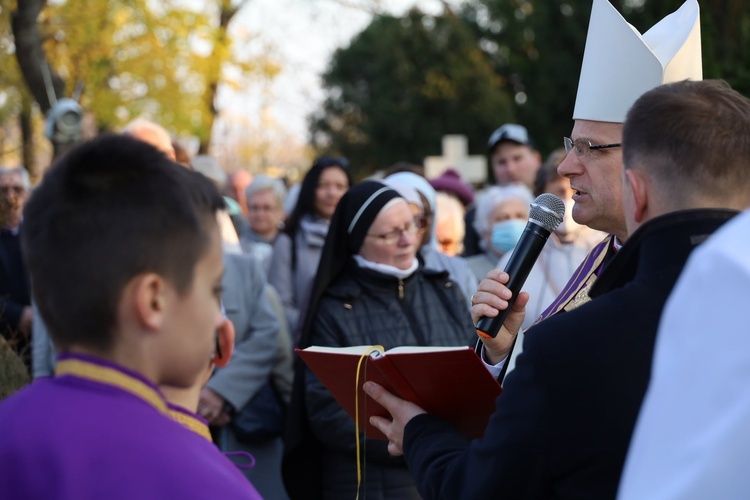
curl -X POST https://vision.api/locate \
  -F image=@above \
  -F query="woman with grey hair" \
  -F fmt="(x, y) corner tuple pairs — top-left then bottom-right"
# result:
(466, 184), (534, 281)
(241, 176), (287, 275)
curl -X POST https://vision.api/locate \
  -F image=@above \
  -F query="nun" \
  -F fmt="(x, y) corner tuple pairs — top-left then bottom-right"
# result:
(282, 181), (475, 500)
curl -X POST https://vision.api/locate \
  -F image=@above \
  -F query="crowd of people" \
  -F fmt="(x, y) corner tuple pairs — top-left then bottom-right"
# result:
(1, 0), (749, 499)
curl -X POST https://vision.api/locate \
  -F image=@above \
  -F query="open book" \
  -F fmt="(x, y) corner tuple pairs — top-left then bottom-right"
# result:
(297, 345), (502, 440)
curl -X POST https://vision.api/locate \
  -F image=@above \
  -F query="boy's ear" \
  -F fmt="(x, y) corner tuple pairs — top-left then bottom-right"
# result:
(133, 274), (167, 331)
(213, 318), (235, 368)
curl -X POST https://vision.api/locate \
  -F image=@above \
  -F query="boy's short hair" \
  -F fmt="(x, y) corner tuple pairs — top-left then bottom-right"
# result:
(21, 134), (225, 352)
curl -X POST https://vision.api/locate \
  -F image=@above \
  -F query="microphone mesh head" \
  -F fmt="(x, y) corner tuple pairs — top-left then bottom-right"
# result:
(529, 193), (565, 232)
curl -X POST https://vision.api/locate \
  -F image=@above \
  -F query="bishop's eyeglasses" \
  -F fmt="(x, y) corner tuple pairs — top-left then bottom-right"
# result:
(564, 137), (621, 157)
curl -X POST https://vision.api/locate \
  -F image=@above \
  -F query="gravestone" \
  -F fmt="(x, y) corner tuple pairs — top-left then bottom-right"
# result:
(424, 135), (487, 185)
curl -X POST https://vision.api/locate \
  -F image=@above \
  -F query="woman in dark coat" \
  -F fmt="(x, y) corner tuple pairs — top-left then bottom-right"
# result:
(283, 181), (476, 500)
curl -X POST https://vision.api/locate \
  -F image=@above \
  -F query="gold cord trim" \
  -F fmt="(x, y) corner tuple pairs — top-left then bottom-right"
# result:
(56, 358), (169, 415)
(169, 409), (213, 442)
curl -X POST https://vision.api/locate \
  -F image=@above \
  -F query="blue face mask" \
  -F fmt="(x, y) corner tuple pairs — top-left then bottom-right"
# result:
(491, 219), (526, 254)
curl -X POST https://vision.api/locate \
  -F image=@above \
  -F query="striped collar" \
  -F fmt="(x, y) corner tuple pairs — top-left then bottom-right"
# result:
(55, 353), (169, 416)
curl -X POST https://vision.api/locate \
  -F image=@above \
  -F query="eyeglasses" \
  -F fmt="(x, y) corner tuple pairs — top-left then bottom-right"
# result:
(247, 204), (278, 213)
(0, 185), (25, 195)
(366, 219), (420, 245)
(564, 137), (621, 157)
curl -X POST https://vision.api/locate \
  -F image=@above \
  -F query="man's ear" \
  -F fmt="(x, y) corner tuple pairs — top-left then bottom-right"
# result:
(625, 168), (648, 224)
(132, 274), (167, 332)
(213, 318), (235, 368)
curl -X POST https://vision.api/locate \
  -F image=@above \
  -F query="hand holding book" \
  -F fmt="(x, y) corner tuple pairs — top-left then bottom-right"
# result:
(363, 380), (425, 456)
(297, 345), (502, 440)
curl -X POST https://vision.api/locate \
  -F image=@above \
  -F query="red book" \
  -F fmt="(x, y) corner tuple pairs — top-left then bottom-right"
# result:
(296, 345), (502, 440)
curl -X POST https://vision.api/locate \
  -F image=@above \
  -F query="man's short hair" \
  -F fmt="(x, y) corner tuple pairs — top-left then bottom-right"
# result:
(21, 134), (225, 351)
(624, 80), (750, 203)
(122, 118), (175, 160)
(0, 167), (30, 191)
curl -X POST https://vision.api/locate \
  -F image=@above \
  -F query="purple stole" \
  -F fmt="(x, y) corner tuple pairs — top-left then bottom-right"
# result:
(533, 234), (614, 325)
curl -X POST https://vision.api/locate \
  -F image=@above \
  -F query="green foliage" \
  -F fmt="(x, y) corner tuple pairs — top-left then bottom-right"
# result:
(461, 0), (594, 156)
(40, 0), (214, 135)
(0, 336), (29, 400)
(621, 0), (750, 95)
(462, 0), (750, 158)
(0, 2), (24, 131)
(4, 0), (278, 153)
(311, 8), (515, 180)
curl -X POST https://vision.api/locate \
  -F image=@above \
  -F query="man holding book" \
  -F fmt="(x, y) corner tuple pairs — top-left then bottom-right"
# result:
(367, 76), (750, 500)
(358, 2), (750, 498)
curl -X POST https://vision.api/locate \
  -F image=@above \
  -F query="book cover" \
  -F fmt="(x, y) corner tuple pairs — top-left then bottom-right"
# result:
(297, 345), (502, 440)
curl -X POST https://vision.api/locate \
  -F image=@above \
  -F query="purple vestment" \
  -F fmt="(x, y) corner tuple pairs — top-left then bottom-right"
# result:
(0, 353), (262, 499)
(534, 234), (614, 324)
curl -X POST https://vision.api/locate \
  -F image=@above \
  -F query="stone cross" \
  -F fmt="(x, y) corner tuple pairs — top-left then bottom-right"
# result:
(424, 135), (487, 185)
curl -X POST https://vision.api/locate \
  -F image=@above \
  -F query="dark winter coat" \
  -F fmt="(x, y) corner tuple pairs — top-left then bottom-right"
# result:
(403, 209), (736, 500)
(291, 259), (475, 500)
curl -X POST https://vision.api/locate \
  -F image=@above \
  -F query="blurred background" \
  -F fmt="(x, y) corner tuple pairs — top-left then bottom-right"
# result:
(2, 0), (748, 183)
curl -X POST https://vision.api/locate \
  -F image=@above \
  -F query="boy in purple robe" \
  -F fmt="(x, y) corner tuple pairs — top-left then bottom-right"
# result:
(0, 135), (261, 499)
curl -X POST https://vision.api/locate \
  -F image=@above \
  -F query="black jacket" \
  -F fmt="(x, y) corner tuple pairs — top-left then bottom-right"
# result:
(284, 259), (475, 500)
(402, 209), (737, 500)
(0, 228), (31, 365)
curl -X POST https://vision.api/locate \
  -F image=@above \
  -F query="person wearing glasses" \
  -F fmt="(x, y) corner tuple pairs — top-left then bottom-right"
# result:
(383, 171), (479, 310)
(268, 157), (351, 335)
(0, 167), (33, 370)
(367, 77), (750, 500)
(282, 181), (475, 499)
(240, 175), (287, 275)
(523, 0), (703, 325)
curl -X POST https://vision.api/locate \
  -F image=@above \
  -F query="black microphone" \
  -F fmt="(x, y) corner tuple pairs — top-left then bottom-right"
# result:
(476, 193), (565, 339)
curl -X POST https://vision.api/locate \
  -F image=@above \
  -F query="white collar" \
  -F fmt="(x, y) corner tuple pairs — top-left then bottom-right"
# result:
(353, 254), (418, 280)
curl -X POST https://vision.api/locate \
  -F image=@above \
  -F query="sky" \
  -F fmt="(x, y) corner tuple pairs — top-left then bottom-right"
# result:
(212, 0), (460, 171)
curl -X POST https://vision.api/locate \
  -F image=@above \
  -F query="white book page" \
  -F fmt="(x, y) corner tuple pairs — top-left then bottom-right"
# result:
(302, 345), (385, 355)
(385, 345), (472, 355)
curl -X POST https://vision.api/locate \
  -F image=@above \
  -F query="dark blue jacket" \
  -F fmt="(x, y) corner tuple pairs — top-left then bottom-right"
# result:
(403, 210), (736, 499)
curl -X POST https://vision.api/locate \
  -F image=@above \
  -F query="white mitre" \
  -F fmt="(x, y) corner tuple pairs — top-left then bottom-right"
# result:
(573, 0), (702, 123)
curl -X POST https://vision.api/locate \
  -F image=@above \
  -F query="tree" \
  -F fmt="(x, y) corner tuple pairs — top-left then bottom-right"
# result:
(9, 0), (278, 158)
(461, 0), (591, 156)
(2, 1), (46, 172)
(620, 0), (750, 96)
(311, 7), (515, 180)
(462, 0), (750, 157)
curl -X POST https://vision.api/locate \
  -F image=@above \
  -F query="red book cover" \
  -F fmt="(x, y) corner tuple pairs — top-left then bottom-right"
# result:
(296, 345), (502, 440)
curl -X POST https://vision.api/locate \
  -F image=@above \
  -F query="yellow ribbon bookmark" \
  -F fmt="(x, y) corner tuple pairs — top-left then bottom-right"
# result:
(354, 345), (384, 499)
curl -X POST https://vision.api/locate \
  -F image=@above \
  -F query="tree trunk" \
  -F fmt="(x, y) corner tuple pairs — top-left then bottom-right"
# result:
(11, 0), (65, 113)
(19, 95), (35, 180)
(12, 0), (69, 160)
(198, 0), (247, 155)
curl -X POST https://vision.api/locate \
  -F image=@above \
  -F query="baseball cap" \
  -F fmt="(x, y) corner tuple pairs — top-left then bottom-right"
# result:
(487, 124), (533, 151)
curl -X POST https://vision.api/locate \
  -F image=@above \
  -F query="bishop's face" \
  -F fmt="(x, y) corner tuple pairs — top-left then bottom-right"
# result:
(557, 120), (628, 241)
